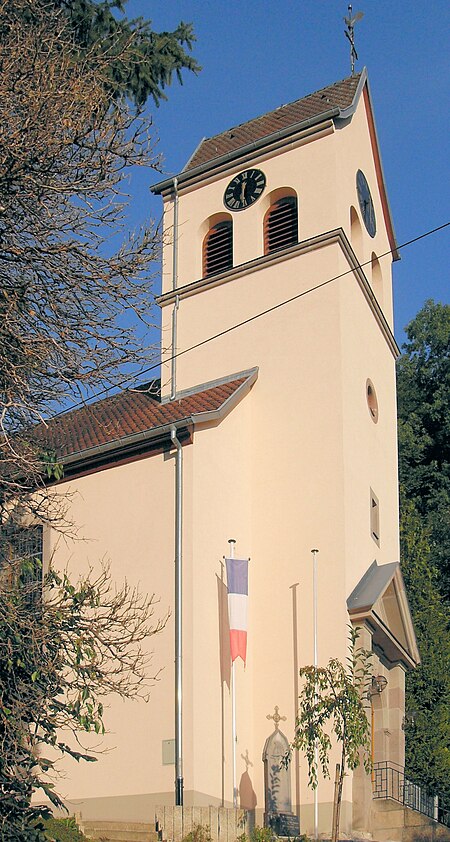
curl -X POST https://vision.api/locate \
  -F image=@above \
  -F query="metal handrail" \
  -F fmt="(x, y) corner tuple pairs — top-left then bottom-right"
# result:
(373, 761), (449, 828)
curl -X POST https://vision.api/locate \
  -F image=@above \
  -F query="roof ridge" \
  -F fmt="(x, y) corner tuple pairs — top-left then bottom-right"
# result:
(183, 72), (362, 171)
(37, 369), (256, 435)
(162, 367), (258, 404)
(212, 72), (360, 141)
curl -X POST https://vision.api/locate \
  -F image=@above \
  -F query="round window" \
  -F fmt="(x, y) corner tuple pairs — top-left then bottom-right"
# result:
(366, 379), (379, 422)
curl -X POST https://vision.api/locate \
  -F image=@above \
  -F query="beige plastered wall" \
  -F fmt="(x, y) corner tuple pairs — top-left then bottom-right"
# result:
(45, 453), (178, 812)
(155, 90), (398, 836)
(45, 90), (401, 836)
(45, 399), (256, 821)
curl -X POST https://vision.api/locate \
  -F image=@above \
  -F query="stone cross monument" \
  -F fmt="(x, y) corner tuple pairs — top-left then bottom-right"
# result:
(262, 707), (299, 836)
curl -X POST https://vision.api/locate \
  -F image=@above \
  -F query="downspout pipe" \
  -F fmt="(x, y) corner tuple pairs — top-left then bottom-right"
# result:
(170, 178), (179, 401)
(171, 426), (183, 806)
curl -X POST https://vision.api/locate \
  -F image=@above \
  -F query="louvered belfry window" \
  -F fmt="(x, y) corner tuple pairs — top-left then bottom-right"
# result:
(203, 220), (233, 277)
(264, 197), (298, 254)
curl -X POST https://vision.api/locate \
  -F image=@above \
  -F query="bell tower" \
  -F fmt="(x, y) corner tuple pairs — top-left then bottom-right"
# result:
(152, 68), (398, 400)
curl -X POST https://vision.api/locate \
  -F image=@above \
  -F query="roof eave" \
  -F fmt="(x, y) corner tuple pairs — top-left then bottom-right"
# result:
(183, 135), (207, 171)
(189, 367), (258, 425)
(350, 608), (418, 670)
(336, 66), (367, 120)
(347, 561), (420, 669)
(150, 108), (340, 196)
(58, 368), (258, 471)
(60, 417), (192, 469)
(361, 76), (400, 261)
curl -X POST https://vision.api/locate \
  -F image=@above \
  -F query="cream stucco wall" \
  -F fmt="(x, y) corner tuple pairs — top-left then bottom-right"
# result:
(48, 397), (256, 813)
(47, 83), (406, 838)
(47, 453), (178, 803)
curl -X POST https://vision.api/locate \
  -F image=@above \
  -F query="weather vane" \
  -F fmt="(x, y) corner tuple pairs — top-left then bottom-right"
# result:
(344, 4), (364, 74)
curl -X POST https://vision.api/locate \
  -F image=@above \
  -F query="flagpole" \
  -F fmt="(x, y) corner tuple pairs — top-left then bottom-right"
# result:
(311, 548), (319, 842)
(229, 538), (238, 809)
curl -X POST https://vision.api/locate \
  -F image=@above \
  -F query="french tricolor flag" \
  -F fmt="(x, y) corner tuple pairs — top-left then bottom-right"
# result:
(225, 557), (249, 664)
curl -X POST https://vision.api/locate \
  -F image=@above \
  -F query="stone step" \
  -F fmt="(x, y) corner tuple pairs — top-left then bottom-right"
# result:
(372, 829), (403, 842)
(372, 800), (450, 842)
(374, 829), (450, 842)
(372, 806), (406, 831)
(80, 820), (158, 842)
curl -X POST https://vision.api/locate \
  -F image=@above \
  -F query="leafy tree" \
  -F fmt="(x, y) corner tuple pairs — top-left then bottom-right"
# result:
(397, 300), (450, 798)
(0, 552), (166, 840)
(52, 0), (200, 107)
(0, 0), (195, 521)
(291, 628), (372, 842)
(397, 299), (450, 601)
(400, 494), (450, 801)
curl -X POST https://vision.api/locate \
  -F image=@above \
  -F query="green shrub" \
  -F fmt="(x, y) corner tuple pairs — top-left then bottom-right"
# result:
(238, 827), (276, 842)
(250, 828), (277, 842)
(238, 827), (310, 842)
(181, 826), (212, 842)
(42, 817), (87, 842)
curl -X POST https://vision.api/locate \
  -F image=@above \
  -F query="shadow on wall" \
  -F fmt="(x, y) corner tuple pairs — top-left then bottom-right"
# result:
(240, 767), (257, 834)
(240, 770), (257, 811)
(217, 569), (231, 808)
(217, 570), (231, 689)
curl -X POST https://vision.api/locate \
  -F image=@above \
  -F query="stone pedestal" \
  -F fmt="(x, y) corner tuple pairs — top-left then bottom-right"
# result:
(262, 721), (299, 836)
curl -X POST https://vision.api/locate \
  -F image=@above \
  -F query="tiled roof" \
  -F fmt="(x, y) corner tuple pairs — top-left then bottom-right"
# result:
(34, 375), (250, 461)
(185, 73), (362, 171)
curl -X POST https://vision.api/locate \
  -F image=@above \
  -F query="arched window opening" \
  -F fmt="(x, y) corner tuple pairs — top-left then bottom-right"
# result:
(203, 220), (233, 277)
(371, 253), (383, 306)
(350, 205), (362, 257)
(264, 196), (298, 255)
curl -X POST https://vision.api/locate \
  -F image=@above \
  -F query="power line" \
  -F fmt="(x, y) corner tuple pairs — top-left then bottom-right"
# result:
(50, 220), (449, 420)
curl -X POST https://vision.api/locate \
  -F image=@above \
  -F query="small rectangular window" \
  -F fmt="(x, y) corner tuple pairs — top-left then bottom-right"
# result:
(370, 490), (380, 545)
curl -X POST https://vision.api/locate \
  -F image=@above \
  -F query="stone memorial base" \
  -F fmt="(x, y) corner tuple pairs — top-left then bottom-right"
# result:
(266, 811), (300, 837)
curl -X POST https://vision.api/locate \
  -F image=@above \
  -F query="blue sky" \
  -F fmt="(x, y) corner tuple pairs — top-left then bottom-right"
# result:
(123, 0), (449, 348)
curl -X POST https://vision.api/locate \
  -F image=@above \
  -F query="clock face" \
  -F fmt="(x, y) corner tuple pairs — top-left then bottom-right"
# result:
(224, 169), (266, 211)
(356, 170), (376, 237)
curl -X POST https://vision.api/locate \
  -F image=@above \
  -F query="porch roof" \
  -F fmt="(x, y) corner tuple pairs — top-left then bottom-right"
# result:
(347, 560), (420, 669)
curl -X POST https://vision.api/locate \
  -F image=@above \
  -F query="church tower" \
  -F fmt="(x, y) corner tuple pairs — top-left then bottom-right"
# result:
(151, 69), (419, 835)
(43, 70), (420, 838)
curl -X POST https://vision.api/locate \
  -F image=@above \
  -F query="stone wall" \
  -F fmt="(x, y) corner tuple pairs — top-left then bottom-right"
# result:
(155, 807), (248, 842)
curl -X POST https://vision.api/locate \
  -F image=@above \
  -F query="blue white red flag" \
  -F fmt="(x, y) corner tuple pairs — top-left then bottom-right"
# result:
(225, 557), (248, 664)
